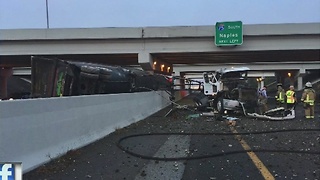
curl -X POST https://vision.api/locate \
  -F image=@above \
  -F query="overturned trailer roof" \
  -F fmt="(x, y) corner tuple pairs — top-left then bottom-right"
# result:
(218, 67), (250, 74)
(214, 67), (250, 81)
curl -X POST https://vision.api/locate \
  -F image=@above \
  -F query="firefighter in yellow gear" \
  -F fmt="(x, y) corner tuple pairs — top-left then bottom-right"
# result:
(275, 83), (285, 108)
(286, 85), (296, 110)
(301, 82), (316, 119)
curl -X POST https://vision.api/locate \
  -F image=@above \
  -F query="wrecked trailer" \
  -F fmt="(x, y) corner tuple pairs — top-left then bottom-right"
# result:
(31, 56), (171, 97)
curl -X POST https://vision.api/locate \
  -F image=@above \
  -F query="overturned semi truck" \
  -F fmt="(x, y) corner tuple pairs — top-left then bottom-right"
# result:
(31, 56), (171, 97)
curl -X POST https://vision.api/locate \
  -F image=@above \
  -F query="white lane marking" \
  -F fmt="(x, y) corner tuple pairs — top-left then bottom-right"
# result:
(135, 135), (191, 180)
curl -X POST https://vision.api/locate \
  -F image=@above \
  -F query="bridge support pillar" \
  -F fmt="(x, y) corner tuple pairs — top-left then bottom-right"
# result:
(138, 52), (153, 72)
(259, 76), (265, 89)
(297, 69), (306, 90)
(139, 52), (173, 75)
(297, 68), (306, 90)
(0, 67), (13, 99)
(297, 76), (304, 90)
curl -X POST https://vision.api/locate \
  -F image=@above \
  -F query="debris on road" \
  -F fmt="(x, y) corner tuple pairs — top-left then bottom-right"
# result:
(186, 114), (200, 119)
(247, 107), (295, 120)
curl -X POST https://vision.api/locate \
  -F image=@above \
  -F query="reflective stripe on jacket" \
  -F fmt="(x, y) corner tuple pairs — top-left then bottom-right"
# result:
(276, 91), (285, 103)
(301, 89), (315, 106)
(286, 90), (295, 104)
(304, 94), (315, 105)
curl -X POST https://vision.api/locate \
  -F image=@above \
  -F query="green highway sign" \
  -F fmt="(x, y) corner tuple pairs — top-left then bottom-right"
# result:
(215, 21), (243, 46)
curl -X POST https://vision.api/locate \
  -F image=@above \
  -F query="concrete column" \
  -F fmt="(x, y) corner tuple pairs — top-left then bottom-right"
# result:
(297, 68), (306, 90)
(260, 83), (263, 89)
(0, 67), (13, 99)
(297, 76), (303, 91)
(172, 69), (180, 90)
(256, 77), (264, 90)
(260, 76), (265, 88)
(138, 52), (153, 71)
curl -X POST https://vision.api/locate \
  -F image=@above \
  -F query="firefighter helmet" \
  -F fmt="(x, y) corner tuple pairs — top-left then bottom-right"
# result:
(277, 83), (282, 87)
(289, 85), (294, 90)
(305, 82), (312, 88)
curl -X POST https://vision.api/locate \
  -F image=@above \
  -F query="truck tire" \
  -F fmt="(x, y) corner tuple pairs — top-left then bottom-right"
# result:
(216, 98), (224, 114)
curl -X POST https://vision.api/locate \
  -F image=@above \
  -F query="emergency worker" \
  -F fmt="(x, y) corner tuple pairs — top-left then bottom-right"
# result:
(301, 82), (316, 119)
(275, 83), (285, 108)
(258, 86), (268, 114)
(286, 85), (296, 110)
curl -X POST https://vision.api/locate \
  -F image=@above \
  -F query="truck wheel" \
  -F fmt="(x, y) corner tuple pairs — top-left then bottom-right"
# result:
(216, 98), (224, 114)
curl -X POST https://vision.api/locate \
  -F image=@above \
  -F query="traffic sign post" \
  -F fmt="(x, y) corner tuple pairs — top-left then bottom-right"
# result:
(215, 21), (243, 46)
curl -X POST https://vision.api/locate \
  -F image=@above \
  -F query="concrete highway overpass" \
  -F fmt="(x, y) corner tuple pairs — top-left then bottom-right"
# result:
(0, 23), (319, 97)
(0, 23), (319, 68)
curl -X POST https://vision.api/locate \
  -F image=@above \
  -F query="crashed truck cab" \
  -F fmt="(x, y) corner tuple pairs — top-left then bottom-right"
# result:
(194, 67), (258, 114)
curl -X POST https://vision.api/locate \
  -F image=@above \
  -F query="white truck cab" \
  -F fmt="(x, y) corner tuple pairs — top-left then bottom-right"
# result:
(195, 67), (257, 114)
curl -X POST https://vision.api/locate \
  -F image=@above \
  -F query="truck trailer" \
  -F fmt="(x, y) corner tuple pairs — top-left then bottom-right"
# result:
(31, 56), (171, 98)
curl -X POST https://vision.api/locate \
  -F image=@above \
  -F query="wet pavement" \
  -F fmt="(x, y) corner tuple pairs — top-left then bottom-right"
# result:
(24, 95), (320, 180)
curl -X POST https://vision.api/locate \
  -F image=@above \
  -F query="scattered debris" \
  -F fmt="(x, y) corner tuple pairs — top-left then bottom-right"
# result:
(247, 107), (295, 120)
(200, 111), (216, 117)
(186, 114), (200, 119)
(220, 116), (239, 126)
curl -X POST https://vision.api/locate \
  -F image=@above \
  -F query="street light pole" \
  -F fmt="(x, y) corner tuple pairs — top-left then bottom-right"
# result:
(46, 0), (49, 28)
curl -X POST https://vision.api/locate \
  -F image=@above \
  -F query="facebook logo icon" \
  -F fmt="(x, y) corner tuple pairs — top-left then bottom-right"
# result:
(0, 164), (13, 180)
(0, 163), (22, 180)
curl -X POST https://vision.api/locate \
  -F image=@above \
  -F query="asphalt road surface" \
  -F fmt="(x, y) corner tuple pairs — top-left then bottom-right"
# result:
(24, 95), (320, 180)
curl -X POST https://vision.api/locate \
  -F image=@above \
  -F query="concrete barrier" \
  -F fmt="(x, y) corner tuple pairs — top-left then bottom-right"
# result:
(0, 91), (170, 172)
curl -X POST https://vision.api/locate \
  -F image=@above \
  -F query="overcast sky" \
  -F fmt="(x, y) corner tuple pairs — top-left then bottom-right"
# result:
(0, 0), (319, 29)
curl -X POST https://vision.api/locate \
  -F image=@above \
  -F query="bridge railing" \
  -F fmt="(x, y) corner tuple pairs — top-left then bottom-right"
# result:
(0, 91), (170, 173)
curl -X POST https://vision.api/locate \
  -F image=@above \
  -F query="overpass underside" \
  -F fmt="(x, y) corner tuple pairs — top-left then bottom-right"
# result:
(0, 49), (319, 67)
